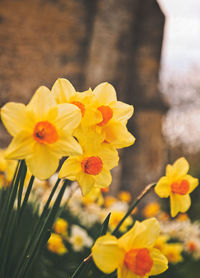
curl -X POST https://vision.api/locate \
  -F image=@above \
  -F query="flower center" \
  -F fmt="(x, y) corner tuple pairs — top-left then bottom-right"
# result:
(71, 101), (85, 116)
(171, 180), (189, 195)
(97, 105), (113, 126)
(101, 187), (109, 193)
(188, 241), (197, 252)
(81, 156), (103, 175)
(33, 121), (58, 144)
(124, 248), (153, 276)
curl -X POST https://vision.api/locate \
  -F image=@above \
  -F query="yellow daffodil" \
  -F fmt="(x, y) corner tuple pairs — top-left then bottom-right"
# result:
(104, 196), (118, 208)
(59, 130), (119, 195)
(155, 235), (183, 264)
(83, 188), (104, 206)
(163, 243), (183, 264)
(51, 78), (102, 126)
(143, 202), (160, 218)
(53, 218), (68, 237)
(109, 211), (133, 233)
(92, 82), (135, 148)
(154, 235), (170, 252)
(154, 157), (199, 217)
(92, 218), (168, 278)
(47, 233), (67, 255)
(118, 191), (132, 203)
(1, 86), (82, 179)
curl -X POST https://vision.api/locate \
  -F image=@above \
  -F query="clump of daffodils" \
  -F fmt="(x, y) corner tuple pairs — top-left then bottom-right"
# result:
(48, 218), (93, 254)
(154, 235), (183, 264)
(1, 78), (135, 196)
(1, 77), (200, 278)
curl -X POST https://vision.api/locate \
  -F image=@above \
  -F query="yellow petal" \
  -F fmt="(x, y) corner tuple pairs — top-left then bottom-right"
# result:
(77, 173), (95, 195)
(171, 157), (189, 179)
(26, 144), (59, 180)
(170, 193), (191, 217)
(118, 264), (140, 278)
(53, 103), (81, 132)
(1, 103), (34, 136)
(104, 121), (135, 149)
(58, 157), (81, 180)
(51, 78), (76, 103)
(94, 169), (112, 188)
(27, 86), (56, 119)
(46, 106), (59, 122)
(93, 82), (117, 105)
(184, 174), (199, 193)
(111, 101), (134, 125)
(166, 164), (173, 178)
(97, 144), (119, 169)
(51, 133), (82, 156)
(75, 127), (105, 153)
(5, 131), (34, 160)
(149, 248), (168, 275)
(92, 235), (125, 274)
(119, 218), (160, 251)
(154, 176), (170, 198)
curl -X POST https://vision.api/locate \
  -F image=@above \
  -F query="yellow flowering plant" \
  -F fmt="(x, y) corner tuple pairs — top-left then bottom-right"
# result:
(0, 77), (199, 278)
(59, 129), (119, 195)
(1, 86), (82, 179)
(154, 157), (199, 217)
(92, 218), (168, 278)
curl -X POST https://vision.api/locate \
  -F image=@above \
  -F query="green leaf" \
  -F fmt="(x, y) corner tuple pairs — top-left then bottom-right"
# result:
(99, 213), (111, 236)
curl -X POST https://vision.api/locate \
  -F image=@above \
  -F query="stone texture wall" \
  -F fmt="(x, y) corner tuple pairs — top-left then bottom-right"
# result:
(0, 0), (167, 194)
(85, 0), (167, 195)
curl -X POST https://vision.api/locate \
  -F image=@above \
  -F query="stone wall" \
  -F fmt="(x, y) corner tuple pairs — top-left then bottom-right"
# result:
(0, 0), (167, 194)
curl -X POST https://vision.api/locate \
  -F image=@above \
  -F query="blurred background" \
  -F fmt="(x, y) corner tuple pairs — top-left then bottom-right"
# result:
(0, 0), (200, 197)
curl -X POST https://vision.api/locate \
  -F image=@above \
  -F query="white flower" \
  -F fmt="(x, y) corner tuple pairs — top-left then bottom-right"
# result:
(69, 225), (93, 251)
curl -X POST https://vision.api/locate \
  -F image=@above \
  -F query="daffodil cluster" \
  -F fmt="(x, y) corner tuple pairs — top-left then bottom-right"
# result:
(1, 78), (135, 195)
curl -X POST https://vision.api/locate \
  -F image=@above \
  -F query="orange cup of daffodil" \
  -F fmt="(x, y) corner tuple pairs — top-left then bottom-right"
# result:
(59, 129), (119, 195)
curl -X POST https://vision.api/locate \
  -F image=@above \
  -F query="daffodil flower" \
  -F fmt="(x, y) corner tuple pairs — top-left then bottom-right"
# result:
(155, 157), (199, 217)
(51, 78), (102, 126)
(47, 233), (67, 255)
(92, 82), (135, 148)
(53, 218), (68, 237)
(59, 130), (119, 195)
(92, 218), (168, 278)
(1, 86), (82, 179)
(155, 235), (183, 264)
(108, 211), (133, 233)
(52, 79), (135, 149)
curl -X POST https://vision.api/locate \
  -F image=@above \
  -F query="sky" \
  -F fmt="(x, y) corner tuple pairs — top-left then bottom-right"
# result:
(157, 0), (200, 153)
(158, 0), (200, 74)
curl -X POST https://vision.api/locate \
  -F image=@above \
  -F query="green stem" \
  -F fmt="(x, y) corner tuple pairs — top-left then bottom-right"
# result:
(71, 255), (92, 278)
